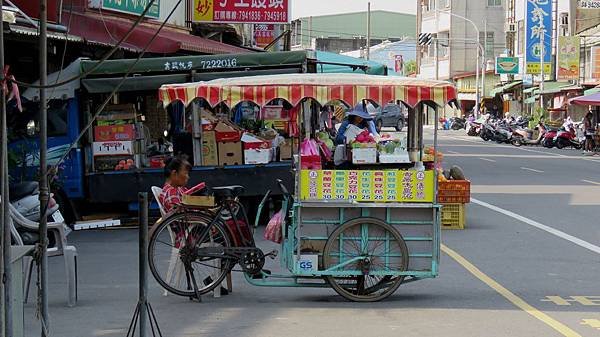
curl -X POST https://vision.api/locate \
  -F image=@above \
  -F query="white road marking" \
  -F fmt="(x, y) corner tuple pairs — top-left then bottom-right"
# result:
(446, 150), (460, 154)
(479, 157), (496, 162)
(521, 167), (544, 173)
(471, 198), (600, 255)
(582, 179), (600, 186)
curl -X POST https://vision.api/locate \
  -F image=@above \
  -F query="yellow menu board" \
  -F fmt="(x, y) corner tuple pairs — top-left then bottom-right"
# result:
(300, 170), (435, 203)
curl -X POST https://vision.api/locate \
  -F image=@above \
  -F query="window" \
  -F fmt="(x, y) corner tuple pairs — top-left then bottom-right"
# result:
(487, 0), (501, 7)
(517, 20), (524, 55)
(438, 31), (449, 58)
(479, 32), (495, 59)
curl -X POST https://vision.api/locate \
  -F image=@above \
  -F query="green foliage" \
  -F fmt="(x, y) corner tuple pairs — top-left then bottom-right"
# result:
(404, 60), (417, 76)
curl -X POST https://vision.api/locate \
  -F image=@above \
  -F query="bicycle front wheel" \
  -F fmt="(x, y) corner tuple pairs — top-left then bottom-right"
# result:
(149, 212), (233, 297)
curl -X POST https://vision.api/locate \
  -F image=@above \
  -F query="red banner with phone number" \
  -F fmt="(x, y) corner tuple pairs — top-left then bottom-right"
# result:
(193, 0), (289, 23)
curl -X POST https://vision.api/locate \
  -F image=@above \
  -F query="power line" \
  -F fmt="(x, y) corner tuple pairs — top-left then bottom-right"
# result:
(13, 0), (158, 89)
(48, 0), (184, 182)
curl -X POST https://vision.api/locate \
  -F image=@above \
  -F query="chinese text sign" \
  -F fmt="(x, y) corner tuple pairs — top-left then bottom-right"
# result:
(525, 0), (552, 74)
(194, 0), (289, 23)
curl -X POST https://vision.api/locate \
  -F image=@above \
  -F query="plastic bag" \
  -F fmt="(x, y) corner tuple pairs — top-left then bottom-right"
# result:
(264, 210), (283, 244)
(300, 139), (319, 156)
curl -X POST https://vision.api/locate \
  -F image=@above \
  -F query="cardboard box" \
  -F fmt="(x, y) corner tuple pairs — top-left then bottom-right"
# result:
(92, 141), (134, 156)
(261, 105), (288, 120)
(378, 153), (411, 163)
(241, 133), (271, 150)
(218, 141), (243, 166)
(202, 131), (218, 166)
(97, 104), (136, 121)
(279, 140), (292, 160)
(215, 120), (242, 142)
(244, 148), (272, 165)
(351, 147), (377, 164)
(94, 124), (135, 142)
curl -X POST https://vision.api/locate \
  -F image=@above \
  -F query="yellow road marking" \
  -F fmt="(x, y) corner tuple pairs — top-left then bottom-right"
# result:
(582, 179), (600, 186)
(442, 244), (581, 337)
(581, 319), (600, 330)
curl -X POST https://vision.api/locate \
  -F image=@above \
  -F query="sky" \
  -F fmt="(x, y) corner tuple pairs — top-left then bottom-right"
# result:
(291, 0), (417, 19)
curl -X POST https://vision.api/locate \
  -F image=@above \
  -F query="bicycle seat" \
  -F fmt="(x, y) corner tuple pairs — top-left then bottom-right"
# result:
(211, 185), (245, 198)
(9, 181), (39, 202)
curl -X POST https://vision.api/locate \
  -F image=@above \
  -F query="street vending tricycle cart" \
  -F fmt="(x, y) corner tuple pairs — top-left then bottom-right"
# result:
(150, 73), (457, 302)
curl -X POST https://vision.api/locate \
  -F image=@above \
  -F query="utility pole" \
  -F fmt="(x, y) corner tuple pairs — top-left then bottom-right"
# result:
(308, 16), (312, 49)
(1, 0), (14, 335)
(482, 19), (487, 111)
(539, 32), (545, 113)
(39, 0), (50, 335)
(435, 38), (439, 80)
(366, 2), (371, 60)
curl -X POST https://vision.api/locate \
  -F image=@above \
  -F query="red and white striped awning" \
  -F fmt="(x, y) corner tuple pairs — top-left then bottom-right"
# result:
(158, 73), (457, 109)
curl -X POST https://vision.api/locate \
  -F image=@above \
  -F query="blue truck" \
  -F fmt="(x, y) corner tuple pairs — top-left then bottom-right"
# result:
(9, 51), (386, 223)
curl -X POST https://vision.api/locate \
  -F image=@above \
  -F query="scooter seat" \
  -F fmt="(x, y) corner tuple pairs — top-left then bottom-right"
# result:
(9, 182), (39, 202)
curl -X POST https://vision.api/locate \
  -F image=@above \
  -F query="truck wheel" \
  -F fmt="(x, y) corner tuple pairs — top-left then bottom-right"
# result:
(52, 190), (76, 228)
(395, 119), (404, 132)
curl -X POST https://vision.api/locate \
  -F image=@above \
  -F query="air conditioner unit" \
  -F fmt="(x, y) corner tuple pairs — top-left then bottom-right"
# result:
(505, 23), (517, 33)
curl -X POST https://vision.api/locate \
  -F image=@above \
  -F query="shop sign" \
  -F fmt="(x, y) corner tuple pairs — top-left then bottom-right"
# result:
(394, 55), (404, 73)
(525, 0), (552, 74)
(579, 0), (600, 9)
(557, 36), (581, 81)
(193, 0), (289, 23)
(254, 24), (275, 48)
(300, 170), (435, 203)
(102, 0), (160, 19)
(495, 57), (520, 74)
(591, 47), (600, 79)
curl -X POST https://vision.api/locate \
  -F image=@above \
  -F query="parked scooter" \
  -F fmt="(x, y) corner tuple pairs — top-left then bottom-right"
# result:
(449, 117), (466, 130)
(511, 122), (547, 146)
(9, 181), (65, 245)
(555, 126), (582, 149)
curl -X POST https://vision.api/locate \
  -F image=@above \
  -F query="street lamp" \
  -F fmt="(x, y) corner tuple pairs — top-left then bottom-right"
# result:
(435, 9), (484, 116)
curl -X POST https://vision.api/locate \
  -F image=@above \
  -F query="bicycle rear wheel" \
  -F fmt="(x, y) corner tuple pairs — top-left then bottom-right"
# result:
(148, 212), (233, 297)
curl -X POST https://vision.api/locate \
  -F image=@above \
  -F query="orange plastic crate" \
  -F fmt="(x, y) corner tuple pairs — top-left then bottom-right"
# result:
(438, 180), (470, 191)
(438, 195), (470, 203)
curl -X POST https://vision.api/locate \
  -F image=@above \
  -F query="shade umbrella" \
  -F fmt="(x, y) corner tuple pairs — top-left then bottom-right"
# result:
(569, 91), (600, 106)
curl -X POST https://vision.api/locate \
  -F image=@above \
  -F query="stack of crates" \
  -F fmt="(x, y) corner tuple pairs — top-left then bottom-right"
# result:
(438, 180), (470, 229)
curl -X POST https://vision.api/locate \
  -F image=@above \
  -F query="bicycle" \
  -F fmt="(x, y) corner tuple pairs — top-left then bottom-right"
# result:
(148, 181), (285, 299)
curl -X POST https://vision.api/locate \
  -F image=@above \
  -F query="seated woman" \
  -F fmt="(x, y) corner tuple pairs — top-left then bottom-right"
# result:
(159, 155), (205, 213)
(334, 103), (380, 145)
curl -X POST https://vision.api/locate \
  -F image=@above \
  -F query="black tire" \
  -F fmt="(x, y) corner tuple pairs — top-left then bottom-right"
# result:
(376, 120), (383, 133)
(556, 139), (565, 149)
(542, 138), (554, 148)
(395, 119), (405, 132)
(511, 137), (523, 147)
(451, 123), (462, 130)
(52, 190), (76, 228)
(148, 212), (233, 298)
(322, 218), (408, 302)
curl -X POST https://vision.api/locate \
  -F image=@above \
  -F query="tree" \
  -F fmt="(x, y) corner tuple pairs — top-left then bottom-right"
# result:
(403, 60), (417, 76)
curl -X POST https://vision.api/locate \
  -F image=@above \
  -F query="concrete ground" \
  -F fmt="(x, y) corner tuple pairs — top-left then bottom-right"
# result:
(23, 129), (600, 337)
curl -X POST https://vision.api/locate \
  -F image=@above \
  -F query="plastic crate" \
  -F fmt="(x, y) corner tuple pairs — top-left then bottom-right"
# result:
(441, 203), (466, 230)
(438, 180), (470, 191)
(438, 180), (470, 203)
(438, 195), (470, 203)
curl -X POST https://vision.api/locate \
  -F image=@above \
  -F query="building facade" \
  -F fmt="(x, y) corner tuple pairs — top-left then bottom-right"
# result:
(291, 10), (416, 53)
(417, 0), (505, 80)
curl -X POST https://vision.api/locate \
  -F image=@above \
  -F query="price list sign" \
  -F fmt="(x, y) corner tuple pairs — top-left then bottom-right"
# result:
(300, 170), (434, 203)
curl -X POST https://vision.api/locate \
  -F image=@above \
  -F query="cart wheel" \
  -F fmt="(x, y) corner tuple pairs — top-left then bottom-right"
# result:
(148, 212), (233, 298)
(322, 218), (408, 302)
